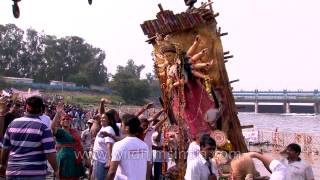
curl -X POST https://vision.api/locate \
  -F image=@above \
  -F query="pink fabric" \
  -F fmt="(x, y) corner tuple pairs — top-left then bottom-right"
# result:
(172, 81), (214, 138)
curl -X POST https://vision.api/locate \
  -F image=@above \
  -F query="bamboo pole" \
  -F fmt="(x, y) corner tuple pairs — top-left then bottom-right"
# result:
(214, 37), (248, 152)
(219, 32), (228, 37)
(224, 55), (234, 59)
(213, 12), (220, 18)
(158, 3), (164, 12)
(177, 54), (185, 180)
(207, 0), (213, 12)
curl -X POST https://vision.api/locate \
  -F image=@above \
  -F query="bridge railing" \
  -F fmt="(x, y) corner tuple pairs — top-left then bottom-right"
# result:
(233, 90), (320, 99)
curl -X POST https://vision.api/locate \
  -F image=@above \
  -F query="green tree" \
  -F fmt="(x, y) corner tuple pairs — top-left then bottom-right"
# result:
(110, 60), (151, 105)
(0, 24), (108, 86)
(146, 72), (161, 98)
(22, 28), (46, 81)
(79, 47), (108, 85)
(0, 24), (25, 77)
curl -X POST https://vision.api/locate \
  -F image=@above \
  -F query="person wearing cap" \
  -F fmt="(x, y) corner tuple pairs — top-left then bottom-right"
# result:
(81, 119), (94, 152)
(81, 118), (94, 179)
(247, 144), (315, 180)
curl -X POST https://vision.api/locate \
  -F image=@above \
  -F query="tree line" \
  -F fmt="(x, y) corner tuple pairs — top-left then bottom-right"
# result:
(0, 24), (160, 105)
(0, 24), (108, 86)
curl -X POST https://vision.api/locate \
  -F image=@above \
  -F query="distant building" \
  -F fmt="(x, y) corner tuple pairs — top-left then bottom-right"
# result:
(1, 76), (34, 84)
(49, 80), (76, 87)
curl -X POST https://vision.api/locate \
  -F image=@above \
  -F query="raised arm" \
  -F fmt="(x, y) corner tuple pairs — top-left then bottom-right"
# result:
(148, 109), (165, 130)
(100, 131), (123, 142)
(90, 114), (101, 138)
(91, 99), (109, 137)
(247, 152), (273, 173)
(135, 102), (154, 117)
(99, 98), (106, 115)
(148, 109), (164, 122)
(51, 102), (64, 135)
(154, 117), (166, 131)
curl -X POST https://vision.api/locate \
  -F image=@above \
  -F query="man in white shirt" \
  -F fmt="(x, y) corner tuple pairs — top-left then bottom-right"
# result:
(39, 114), (51, 128)
(187, 134), (201, 164)
(40, 103), (51, 128)
(247, 143), (315, 180)
(185, 134), (218, 180)
(282, 143), (314, 180)
(107, 115), (152, 180)
(140, 109), (164, 151)
(141, 118), (156, 152)
(247, 152), (288, 180)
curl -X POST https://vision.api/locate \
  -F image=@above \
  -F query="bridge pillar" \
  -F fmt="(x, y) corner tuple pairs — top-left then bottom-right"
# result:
(284, 102), (290, 113)
(254, 101), (259, 113)
(314, 102), (320, 114)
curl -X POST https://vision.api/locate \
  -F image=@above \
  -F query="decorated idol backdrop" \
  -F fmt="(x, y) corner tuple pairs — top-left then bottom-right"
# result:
(141, 1), (247, 156)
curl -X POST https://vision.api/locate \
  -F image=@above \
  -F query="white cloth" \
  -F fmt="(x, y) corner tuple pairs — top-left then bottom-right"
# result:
(92, 126), (115, 163)
(282, 159), (314, 180)
(39, 114), (51, 128)
(151, 131), (160, 147)
(185, 154), (219, 180)
(144, 127), (155, 151)
(143, 126), (155, 164)
(151, 131), (167, 163)
(111, 136), (151, 180)
(187, 141), (200, 164)
(269, 160), (288, 180)
(269, 159), (315, 180)
(116, 122), (124, 138)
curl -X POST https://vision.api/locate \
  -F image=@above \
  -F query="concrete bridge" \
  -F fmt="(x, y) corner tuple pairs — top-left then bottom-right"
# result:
(233, 90), (320, 114)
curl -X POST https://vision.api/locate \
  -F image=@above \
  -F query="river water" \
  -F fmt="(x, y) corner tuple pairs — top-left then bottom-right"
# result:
(238, 113), (320, 178)
(238, 113), (320, 136)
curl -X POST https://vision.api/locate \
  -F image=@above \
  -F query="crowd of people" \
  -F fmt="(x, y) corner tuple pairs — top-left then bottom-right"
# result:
(0, 95), (316, 180)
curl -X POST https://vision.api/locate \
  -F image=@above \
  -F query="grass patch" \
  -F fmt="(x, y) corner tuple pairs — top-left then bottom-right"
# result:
(42, 91), (124, 108)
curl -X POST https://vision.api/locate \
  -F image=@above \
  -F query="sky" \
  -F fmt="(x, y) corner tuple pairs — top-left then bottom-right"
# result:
(0, 0), (319, 91)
